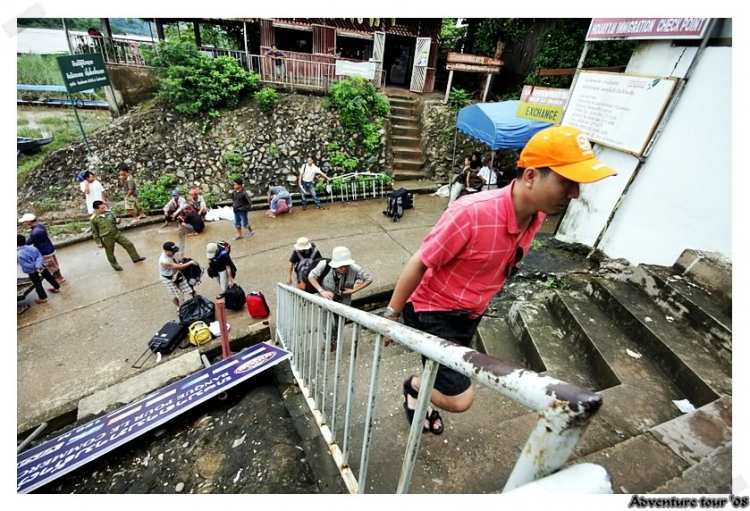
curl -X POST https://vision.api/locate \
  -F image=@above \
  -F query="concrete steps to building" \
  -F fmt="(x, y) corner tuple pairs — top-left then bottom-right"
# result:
(391, 105), (415, 117)
(586, 278), (730, 404)
(630, 264), (732, 364)
(389, 114), (419, 125)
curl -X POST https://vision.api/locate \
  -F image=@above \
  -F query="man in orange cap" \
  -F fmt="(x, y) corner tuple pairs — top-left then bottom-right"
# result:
(383, 126), (616, 435)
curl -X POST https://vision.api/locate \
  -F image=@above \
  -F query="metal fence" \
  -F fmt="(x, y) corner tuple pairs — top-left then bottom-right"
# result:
(275, 283), (610, 494)
(69, 36), (385, 92)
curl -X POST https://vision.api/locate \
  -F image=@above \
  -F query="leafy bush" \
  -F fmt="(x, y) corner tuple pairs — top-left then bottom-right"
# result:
(327, 142), (339, 152)
(342, 157), (359, 172)
(39, 199), (58, 212)
(449, 88), (471, 109)
(268, 143), (279, 156)
(147, 40), (260, 116)
(329, 151), (347, 168)
(223, 151), (243, 167)
(254, 87), (278, 111)
(228, 173), (243, 183)
(328, 77), (389, 133)
(139, 175), (177, 211)
(203, 193), (217, 208)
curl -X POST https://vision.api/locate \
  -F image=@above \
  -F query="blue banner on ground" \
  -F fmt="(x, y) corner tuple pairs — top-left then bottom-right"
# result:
(17, 342), (290, 494)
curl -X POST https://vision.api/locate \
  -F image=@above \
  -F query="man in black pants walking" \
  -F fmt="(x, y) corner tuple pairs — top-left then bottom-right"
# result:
(17, 234), (60, 304)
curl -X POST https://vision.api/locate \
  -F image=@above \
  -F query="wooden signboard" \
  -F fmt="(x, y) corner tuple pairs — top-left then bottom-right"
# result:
(446, 63), (502, 74)
(447, 52), (504, 67)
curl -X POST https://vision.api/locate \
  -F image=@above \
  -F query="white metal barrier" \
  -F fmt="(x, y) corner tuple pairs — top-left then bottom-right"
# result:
(275, 284), (609, 494)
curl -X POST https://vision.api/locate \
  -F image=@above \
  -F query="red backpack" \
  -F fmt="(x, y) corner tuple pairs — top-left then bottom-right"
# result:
(246, 291), (270, 319)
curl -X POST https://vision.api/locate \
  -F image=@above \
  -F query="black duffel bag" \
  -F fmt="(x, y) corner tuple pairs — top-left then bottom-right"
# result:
(223, 283), (246, 311)
(178, 295), (216, 325)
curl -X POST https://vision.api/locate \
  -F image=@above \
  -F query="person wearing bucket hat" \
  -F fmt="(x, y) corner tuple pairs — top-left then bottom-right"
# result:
(20, 213), (65, 284)
(162, 189), (188, 228)
(308, 246), (372, 351)
(159, 241), (198, 308)
(383, 125), (617, 435)
(288, 237), (321, 286)
(308, 246), (372, 306)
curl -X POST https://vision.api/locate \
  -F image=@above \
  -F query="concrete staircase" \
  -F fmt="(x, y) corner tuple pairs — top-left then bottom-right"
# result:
(309, 249), (732, 493)
(387, 94), (427, 181)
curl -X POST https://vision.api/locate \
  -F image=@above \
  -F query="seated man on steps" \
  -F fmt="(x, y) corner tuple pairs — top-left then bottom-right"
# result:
(383, 126), (618, 435)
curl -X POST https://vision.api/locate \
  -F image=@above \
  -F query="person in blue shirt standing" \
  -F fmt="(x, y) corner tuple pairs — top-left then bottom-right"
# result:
(19, 213), (65, 284)
(17, 234), (61, 304)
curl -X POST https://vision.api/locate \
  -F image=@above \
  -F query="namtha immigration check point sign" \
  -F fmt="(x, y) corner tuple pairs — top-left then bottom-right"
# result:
(17, 342), (290, 494)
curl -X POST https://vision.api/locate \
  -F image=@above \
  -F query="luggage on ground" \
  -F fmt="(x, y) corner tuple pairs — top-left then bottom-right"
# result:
(223, 283), (246, 311)
(179, 295), (216, 325)
(246, 291), (270, 319)
(383, 188), (414, 222)
(180, 257), (204, 288)
(132, 321), (187, 368)
(188, 321), (213, 346)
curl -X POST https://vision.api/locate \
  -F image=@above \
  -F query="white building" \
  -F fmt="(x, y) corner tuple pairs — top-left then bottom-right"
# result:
(556, 19), (732, 266)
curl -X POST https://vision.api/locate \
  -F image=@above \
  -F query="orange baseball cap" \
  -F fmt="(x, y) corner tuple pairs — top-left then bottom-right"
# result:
(517, 126), (617, 184)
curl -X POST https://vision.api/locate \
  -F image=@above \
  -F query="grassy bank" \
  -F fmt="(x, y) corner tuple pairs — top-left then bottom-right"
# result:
(17, 108), (111, 185)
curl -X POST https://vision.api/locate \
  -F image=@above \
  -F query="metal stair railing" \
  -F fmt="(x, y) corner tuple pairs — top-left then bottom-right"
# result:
(275, 283), (609, 494)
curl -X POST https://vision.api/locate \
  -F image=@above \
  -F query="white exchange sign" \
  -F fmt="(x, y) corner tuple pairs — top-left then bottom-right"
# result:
(335, 60), (376, 80)
(562, 71), (677, 156)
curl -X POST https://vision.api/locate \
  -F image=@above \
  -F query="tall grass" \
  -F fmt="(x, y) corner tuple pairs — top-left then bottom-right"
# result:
(17, 54), (64, 85)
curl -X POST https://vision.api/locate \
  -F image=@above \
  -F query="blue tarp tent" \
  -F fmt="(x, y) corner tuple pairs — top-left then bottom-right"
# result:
(456, 100), (553, 150)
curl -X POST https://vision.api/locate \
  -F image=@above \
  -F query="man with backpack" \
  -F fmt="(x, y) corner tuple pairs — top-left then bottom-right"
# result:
(287, 237), (321, 287)
(383, 125), (618, 435)
(206, 241), (237, 297)
(159, 241), (199, 309)
(298, 156), (330, 210)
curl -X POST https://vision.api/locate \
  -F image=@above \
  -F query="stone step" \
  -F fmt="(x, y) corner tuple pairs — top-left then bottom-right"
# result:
(507, 302), (600, 391)
(393, 158), (425, 171)
(391, 135), (421, 147)
(548, 290), (686, 435)
(673, 249), (732, 315)
(476, 317), (526, 367)
(393, 170), (427, 181)
(571, 433), (691, 494)
(393, 146), (423, 159)
(390, 115), (419, 125)
(388, 96), (417, 104)
(391, 105), (415, 117)
(392, 125), (420, 137)
(586, 278), (730, 405)
(651, 443), (732, 494)
(631, 264), (732, 364)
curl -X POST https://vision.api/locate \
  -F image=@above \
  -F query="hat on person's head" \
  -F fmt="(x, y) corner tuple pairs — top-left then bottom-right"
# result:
(517, 126), (617, 184)
(329, 246), (355, 268)
(206, 242), (218, 258)
(19, 213), (36, 224)
(171, 189), (180, 196)
(163, 241), (179, 253)
(189, 189), (199, 196)
(293, 237), (312, 251)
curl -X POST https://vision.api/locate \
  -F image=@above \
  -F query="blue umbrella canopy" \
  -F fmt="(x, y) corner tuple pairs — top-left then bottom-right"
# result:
(456, 100), (553, 150)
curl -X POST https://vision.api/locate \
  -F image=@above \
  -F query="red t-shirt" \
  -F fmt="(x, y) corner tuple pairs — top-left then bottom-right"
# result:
(409, 181), (546, 316)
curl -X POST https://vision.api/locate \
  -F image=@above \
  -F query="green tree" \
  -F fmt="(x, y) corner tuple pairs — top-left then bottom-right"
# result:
(526, 19), (636, 88)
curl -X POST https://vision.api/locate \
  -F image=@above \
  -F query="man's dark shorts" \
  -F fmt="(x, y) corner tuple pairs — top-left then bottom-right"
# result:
(402, 302), (481, 396)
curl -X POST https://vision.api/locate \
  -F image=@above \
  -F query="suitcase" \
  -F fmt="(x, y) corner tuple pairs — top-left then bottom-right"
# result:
(132, 322), (187, 369)
(246, 291), (270, 319)
(223, 283), (246, 311)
